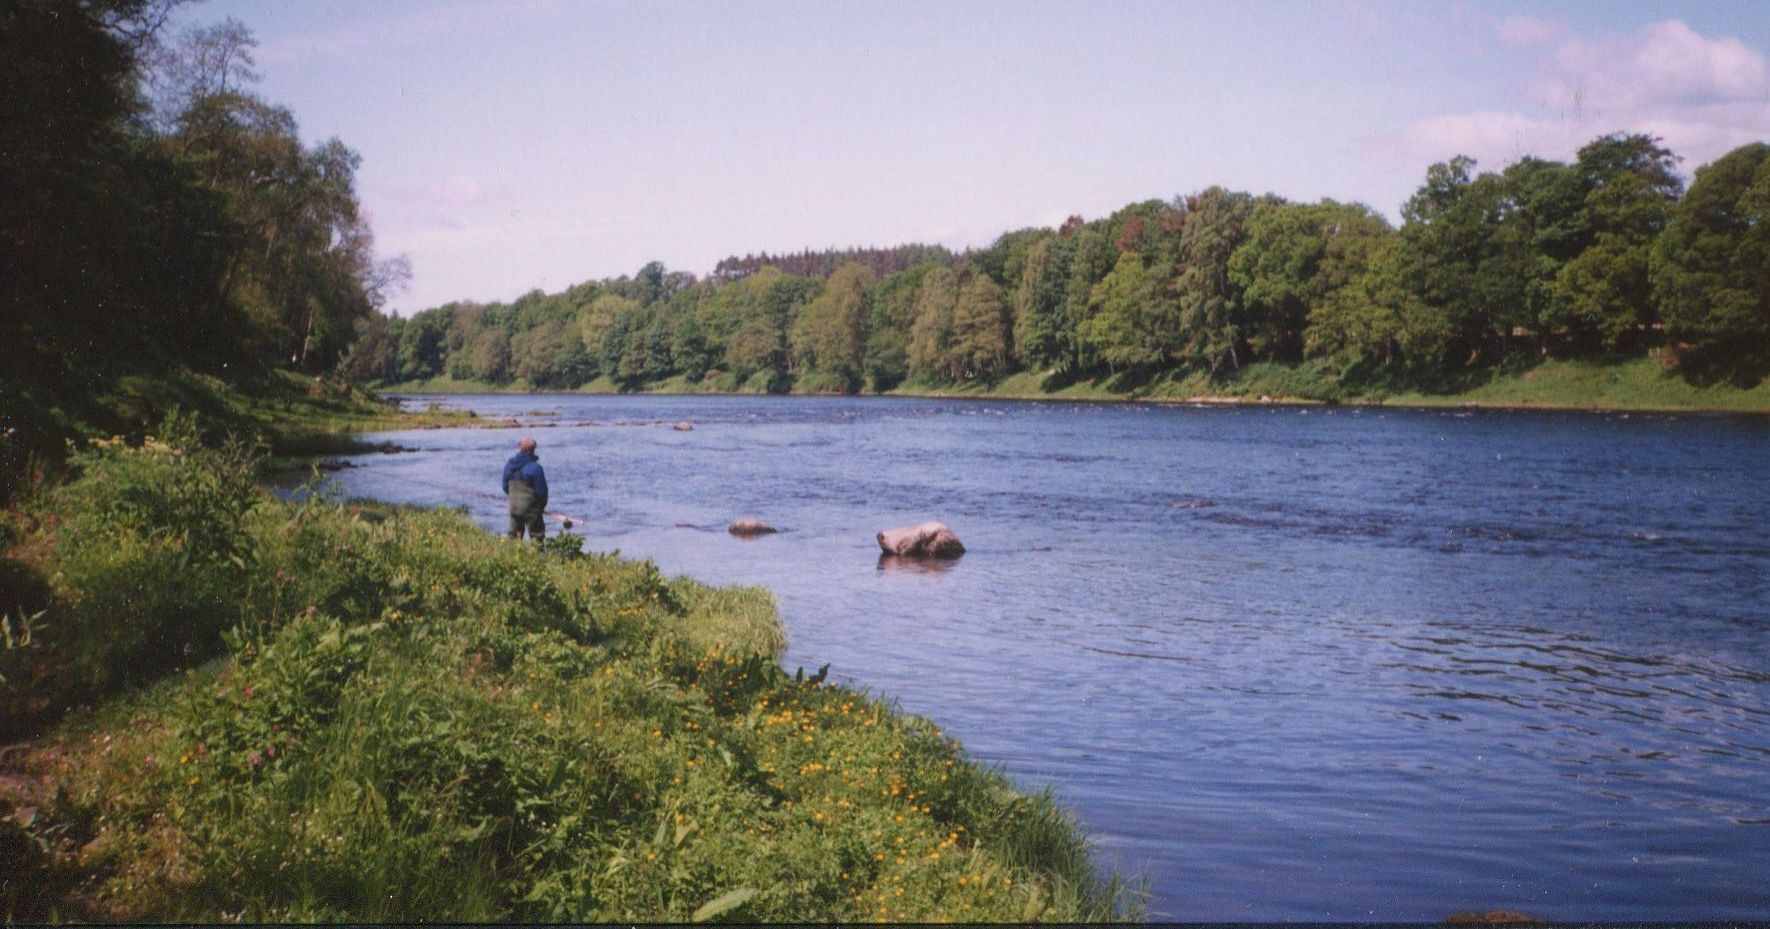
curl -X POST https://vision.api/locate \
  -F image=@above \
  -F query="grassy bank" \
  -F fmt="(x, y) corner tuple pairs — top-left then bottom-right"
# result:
(0, 418), (1133, 922)
(1, 367), (487, 498)
(382, 356), (1770, 413)
(890, 356), (1770, 412)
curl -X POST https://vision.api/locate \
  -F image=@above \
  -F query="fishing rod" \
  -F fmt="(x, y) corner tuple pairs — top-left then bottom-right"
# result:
(326, 467), (594, 529)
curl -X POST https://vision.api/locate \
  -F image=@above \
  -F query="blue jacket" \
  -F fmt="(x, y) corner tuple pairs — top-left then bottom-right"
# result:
(502, 451), (548, 512)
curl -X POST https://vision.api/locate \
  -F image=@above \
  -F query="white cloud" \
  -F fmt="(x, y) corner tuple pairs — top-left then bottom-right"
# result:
(1540, 19), (1766, 112)
(1398, 19), (1770, 172)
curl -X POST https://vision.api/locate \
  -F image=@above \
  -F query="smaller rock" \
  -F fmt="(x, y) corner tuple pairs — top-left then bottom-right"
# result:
(729, 518), (777, 537)
(877, 521), (965, 559)
(673, 421), (695, 431)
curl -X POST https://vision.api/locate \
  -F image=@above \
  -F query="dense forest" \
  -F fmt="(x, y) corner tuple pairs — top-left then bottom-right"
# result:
(357, 135), (1770, 397)
(1, 0), (402, 479)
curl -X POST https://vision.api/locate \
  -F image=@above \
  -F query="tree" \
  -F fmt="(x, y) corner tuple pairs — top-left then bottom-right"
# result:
(1061, 226), (1113, 372)
(579, 293), (638, 369)
(1175, 187), (1254, 373)
(1552, 134), (1682, 353)
(1305, 236), (1422, 365)
(1, 0), (237, 383)
(950, 273), (1011, 381)
(1398, 156), (1506, 366)
(1233, 199), (1395, 364)
(789, 262), (874, 391)
(1651, 142), (1770, 380)
(672, 312), (713, 382)
(465, 328), (512, 383)
(145, 17), (261, 136)
(1012, 235), (1075, 372)
(1079, 252), (1167, 371)
(337, 312), (403, 384)
(726, 316), (785, 384)
(554, 329), (597, 386)
(162, 44), (396, 371)
(512, 320), (566, 386)
(907, 266), (960, 381)
(863, 264), (934, 392)
(397, 307), (451, 380)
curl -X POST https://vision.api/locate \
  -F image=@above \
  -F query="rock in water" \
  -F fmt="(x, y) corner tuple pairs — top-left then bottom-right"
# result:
(728, 518), (777, 537)
(876, 522), (965, 558)
(673, 421), (695, 431)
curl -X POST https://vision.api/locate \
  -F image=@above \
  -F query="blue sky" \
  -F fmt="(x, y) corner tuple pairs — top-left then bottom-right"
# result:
(173, 0), (1770, 315)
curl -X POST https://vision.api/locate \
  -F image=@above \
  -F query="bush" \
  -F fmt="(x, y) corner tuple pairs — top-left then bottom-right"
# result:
(1, 414), (259, 721)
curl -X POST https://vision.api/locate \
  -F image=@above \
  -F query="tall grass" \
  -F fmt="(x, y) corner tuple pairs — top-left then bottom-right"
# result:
(0, 418), (1139, 922)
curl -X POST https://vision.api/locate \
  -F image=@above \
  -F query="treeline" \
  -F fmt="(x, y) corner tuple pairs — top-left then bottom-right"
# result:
(1, 0), (400, 473)
(712, 244), (955, 282)
(355, 134), (1770, 394)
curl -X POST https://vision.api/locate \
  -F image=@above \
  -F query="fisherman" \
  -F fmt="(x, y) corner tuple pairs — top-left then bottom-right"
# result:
(501, 436), (549, 542)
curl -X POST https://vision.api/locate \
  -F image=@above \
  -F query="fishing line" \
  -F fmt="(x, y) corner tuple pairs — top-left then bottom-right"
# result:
(329, 467), (593, 528)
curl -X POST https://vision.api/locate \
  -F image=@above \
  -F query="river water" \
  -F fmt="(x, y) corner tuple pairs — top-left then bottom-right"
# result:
(330, 394), (1768, 921)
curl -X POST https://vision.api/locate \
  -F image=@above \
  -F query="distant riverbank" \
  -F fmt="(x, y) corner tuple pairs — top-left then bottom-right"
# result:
(380, 356), (1770, 416)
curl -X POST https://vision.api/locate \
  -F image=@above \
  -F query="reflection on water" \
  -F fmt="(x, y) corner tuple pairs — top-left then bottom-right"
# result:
(876, 553), (961, 574)
(329, 395), (1770, 922)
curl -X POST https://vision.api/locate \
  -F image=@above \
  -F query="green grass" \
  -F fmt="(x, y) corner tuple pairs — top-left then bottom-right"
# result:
(382, 353), (1770, 413)
(0, 420), (1137, 923)
(901, 356), (1770, 412)
(1377, 355), (1770, 412)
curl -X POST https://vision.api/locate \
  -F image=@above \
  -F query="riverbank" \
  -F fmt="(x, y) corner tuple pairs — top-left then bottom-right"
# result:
(0, 419), (1132, 922)
(380, 356), (1770, 415)
(0, 367), (490, 498)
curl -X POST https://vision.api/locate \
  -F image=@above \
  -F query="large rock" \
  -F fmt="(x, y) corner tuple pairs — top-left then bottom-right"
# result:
(876, 522), (965, 559)
(728, 518), (777, 537)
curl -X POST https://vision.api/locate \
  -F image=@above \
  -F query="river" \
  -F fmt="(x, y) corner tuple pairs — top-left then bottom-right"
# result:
(325, 394), (1769, 922)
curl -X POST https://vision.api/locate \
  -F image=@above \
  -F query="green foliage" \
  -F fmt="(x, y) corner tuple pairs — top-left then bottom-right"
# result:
(1012, 234), (1075, 372)
(1176, 187), (1255, 374)
(789, 263), (875, 392)
(907, 266), (961, 381)
(1079, 252), (1166, 371)
(1, 436), (1134, 923)
(1652, 142), (1770, 382)
(949, 273), (1012, 382)
(348, 133), (1763, 402)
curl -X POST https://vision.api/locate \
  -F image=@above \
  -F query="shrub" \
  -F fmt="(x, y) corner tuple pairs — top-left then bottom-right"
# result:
(2, 413), (260, 720)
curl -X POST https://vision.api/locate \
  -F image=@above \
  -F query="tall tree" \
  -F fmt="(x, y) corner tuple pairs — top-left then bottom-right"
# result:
(1012, 235), (1075, 373)
(864, 264), (935, 392)
(1175, 187), (1254, 373)
(1061, 226), (1114, 372)
(1651, 142), (1770, 379)
(1232, 199), (1395, 364)
(1079, 252), (1167, 371)
(790, 263), (875, 391)
(1552, 134), (1682, 353)
(907, 266), (960, 381)
(950, 272), (1011, 381)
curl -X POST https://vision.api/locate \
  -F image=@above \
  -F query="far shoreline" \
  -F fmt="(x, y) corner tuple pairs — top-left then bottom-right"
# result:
(378, 380), (1770, 420)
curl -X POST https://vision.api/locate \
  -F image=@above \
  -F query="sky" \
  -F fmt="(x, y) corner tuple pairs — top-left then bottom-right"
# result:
(171, 0), (1770, 315)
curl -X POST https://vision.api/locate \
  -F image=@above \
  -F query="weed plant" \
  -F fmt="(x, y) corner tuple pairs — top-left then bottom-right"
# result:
(0, 418), (1137, 922)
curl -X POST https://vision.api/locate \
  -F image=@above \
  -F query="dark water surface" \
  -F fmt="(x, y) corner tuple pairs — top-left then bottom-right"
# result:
(333, 395), (1768, 921)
